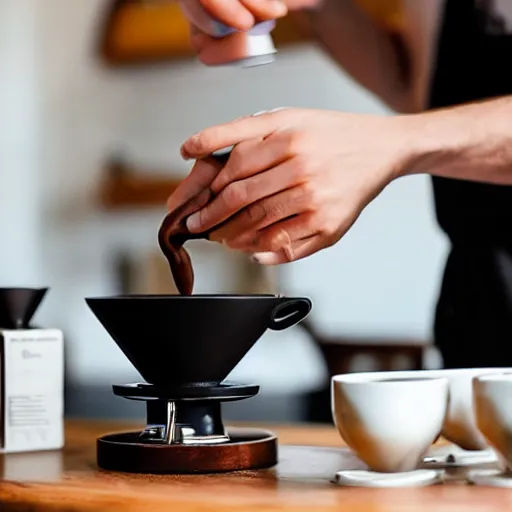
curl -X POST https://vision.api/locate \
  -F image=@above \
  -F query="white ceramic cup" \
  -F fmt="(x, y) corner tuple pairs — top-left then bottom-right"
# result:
(332, 367), (512, 451)
(332, 376), (449, 473)
(473, 373), (512, 471)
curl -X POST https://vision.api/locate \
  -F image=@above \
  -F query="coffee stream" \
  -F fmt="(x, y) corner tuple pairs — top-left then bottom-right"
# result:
(158, 152), (230, 295)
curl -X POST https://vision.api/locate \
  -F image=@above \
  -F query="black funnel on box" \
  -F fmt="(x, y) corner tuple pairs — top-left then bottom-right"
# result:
(86, 294), (312, 387)
(0, 288), (48, 329)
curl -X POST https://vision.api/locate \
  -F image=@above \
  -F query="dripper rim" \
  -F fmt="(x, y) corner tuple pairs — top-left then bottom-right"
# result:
(0, 287), (49, 292)
(85, 293), (292, 300)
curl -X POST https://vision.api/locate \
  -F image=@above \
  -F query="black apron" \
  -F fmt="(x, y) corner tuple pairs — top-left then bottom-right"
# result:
(429, 0), (512, 368)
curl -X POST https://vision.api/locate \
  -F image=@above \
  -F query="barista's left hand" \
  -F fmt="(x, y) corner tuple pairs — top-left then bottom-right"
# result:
(171, 108), (412, 264)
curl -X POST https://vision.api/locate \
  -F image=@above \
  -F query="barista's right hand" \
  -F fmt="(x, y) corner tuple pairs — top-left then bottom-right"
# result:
(194, 0), (288, 31)
(186, 0), (321, 64)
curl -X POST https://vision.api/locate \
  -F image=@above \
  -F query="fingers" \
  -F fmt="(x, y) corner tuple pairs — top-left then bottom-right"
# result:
(251, 235), (327, 265)
(209, 185), (311, 243)
(188, 13), (249, 65)
(233, 212), (318, 252)
(240, 0), (288, 19)
(181, 110), (286, 159)
(210, 138), (264, 195)
(198, 0), (287, 30)
(193, 32), (258, 66)
(210, 133), (297, 194)
(186, 158), (305, 233)
(176, 187), (215, 220)
(189, 25), (246, 66)
(166, 157), (222, 212)
(189, 24), (215, 53)
(199, 0), (255, 30)
(247, 205), (359, 263)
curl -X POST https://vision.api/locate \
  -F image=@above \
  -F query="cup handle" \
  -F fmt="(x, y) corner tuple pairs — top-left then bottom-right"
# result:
(268, 298), (312, 331)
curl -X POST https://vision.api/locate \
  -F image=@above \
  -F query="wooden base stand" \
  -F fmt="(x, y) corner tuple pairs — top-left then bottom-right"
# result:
(97, 427), (278, 474)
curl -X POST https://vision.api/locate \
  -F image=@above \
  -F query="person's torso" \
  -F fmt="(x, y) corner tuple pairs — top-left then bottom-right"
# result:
(428, 0), (512, 244)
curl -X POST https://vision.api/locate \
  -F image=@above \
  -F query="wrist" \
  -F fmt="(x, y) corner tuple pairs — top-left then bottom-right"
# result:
(394, 99), (512, 182)
(391, 110), (463, 179)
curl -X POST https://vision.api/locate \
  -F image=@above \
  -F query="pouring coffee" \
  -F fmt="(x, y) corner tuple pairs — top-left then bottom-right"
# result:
(158, 151), (231, 295)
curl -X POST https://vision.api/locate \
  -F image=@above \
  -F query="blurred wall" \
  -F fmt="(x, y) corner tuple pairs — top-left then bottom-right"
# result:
(0, 0), (449, 395)
(0, 1), (44, 285)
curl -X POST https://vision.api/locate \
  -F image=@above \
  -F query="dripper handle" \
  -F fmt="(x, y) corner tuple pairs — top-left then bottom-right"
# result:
(268, 298), (312, 331)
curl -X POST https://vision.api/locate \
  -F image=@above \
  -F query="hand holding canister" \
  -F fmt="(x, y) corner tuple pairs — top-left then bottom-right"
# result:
(178, 0), (279, 66)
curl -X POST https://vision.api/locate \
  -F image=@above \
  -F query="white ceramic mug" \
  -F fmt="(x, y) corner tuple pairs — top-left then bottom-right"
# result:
(332, 376), (449, 473)
(332, 367), (512, 451)
(473, 373), (512, 471)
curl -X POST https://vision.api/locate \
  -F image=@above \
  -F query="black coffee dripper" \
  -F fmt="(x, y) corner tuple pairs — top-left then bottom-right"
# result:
(86, 294), (311, 387)
(87, 293), (312, 472)
(0, 287), (48, 329)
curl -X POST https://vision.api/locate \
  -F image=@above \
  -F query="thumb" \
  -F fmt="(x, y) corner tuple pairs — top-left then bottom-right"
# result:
(166, 157), (222, 213)
(188, 24), (249, 67)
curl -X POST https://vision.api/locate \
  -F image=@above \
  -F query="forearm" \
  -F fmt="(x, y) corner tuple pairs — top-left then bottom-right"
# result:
(295, 0), (414, 112)
(401, 96), (512, 184)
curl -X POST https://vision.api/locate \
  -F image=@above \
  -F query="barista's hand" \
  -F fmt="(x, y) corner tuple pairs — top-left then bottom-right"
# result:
(191, 0), (319, 30)
(169, 108), (413, 264)
(187, 0), (321, 65)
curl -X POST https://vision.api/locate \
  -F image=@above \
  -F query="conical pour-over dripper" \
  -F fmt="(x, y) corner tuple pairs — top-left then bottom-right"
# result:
(86, 294), (311, 388)
(0, 287), (48, 329)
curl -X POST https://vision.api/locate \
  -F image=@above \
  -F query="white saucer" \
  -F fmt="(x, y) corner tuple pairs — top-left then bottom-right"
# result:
(467, 469), (512, 487)
(424, 446), (497, 467)
(334, 469), (444, 488)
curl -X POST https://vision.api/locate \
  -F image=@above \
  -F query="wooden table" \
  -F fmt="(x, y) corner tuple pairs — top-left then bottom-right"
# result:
(1, 420), (511, 511)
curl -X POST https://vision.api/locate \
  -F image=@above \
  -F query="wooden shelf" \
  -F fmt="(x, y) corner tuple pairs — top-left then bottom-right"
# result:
(97, 157), (182, 209)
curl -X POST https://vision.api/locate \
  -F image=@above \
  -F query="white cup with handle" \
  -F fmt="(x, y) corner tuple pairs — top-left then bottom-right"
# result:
(331, 374), (449, 487)
(468, 372), (512, 487)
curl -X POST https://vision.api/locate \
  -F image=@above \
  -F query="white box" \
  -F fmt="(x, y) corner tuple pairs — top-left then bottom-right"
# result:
(0, 328), (64, 453)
